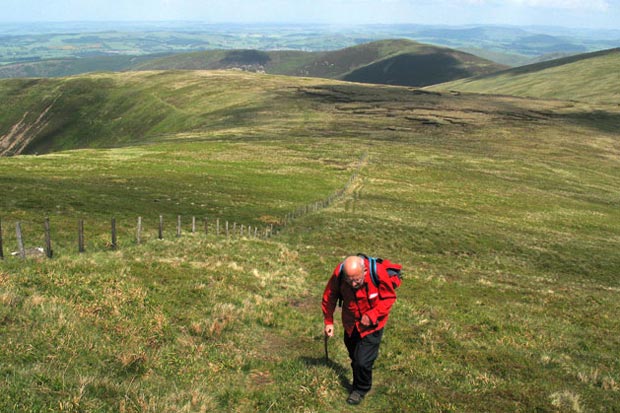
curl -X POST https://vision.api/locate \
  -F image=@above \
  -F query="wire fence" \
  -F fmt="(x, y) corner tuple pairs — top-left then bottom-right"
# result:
(0, 152), (368, 261)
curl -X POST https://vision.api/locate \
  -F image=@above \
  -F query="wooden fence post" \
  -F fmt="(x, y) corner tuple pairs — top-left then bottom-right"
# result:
(159, 215), (163, 240)
(0, 217), (4, 260)
(16, 222), (26, 259)
(177, 215), (181, 238)
(78, 219), (85, 253)
(44, 217), (53, 258)
(192, 216), (196, 234)
(216, 219), (220, 236)
(111, 218), (117, 250)
(226, 221), (229, 238)
(136, 217), (142, 245)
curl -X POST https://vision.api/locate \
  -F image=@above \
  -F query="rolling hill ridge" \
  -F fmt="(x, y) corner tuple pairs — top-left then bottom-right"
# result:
(0, 70), (310, 155)
(134, 39), (507, 87)
(0, 39), (506, 88)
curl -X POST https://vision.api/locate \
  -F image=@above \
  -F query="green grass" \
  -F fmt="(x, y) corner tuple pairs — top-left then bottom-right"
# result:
(1, 71), (620, 411)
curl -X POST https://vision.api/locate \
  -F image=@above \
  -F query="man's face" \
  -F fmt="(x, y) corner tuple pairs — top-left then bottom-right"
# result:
(344, 271), (365, 290)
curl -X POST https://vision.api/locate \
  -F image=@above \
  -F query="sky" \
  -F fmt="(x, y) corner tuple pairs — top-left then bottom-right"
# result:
(2, 0), (620, 30)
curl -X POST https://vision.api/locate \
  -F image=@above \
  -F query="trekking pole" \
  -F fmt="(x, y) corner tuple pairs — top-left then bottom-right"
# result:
(324, 333), (329, 363)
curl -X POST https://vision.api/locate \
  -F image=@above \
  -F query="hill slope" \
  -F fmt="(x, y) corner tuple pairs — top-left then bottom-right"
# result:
(430, 47), (620, 104)
(0, 70), (329, 155)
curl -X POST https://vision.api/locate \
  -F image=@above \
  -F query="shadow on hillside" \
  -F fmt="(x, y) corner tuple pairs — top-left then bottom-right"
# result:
(300, 356), (352, 392)
(295, 83), (442, 105)
(343, 53), (475, 87)
(555, 109), (620, 135)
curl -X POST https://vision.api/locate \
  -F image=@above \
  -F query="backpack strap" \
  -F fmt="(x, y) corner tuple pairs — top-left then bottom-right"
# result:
(336, 263), (344, 307)
(357, 253), (380, 288)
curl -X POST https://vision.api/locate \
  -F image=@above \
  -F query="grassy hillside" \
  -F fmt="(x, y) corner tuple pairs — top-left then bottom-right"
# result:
(133, 39), (506, 87)
(0, 70), (341, 155)
(431, 47), (620, 104)
(1, 71), (620, 412)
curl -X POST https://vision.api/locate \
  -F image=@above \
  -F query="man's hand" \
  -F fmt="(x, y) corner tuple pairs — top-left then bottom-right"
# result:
(324, 324), (334, 337)
(360, 314), (371, 326)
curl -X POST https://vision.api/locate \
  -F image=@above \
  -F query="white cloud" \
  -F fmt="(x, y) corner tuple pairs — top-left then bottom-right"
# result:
(510, 0), (610, 11)
(457, 0), (610, 10)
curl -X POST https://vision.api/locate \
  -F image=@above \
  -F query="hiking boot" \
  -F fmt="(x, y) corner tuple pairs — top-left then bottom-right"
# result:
(346, 391), (364, 405)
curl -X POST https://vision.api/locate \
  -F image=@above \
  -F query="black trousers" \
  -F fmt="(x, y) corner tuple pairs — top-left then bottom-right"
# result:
(344, 328), (384, 395)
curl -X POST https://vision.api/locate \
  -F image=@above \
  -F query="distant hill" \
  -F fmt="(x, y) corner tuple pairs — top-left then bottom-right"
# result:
(133, 39), (506, 87)
(129, 49), (314, 73)
(0, 55), (167, 78)
(430, 47), (620, 104)
(340, 43), (503, 87)
(507, 34), (588, 55)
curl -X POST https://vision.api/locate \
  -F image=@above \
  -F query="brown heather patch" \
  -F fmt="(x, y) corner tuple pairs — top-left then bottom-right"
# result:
(258, 215), (280, 225)
(254, 330), (290, 362)
(147, 311), (168, 338)
(602, 377), (619, 392)
(278, 246), (298, 263)
(117, 351), (148, 374)
(189, 321), (203, 336)
(249, 369), (274, 388)
(74, 299), (102, 319)
(156, 257), (186, 267)
(0, 291), (18, 306)
(188, 261), (210, 269)
(25, 294), (46, 307)
(288, 295), (316, 314)
(176, 333), (198, 350)
(550, 390), (584, 413)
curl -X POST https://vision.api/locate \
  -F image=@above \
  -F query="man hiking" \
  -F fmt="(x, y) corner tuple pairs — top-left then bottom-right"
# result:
(322, 255), (397, 405)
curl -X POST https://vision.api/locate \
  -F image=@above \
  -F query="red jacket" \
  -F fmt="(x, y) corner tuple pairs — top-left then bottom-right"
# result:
(322, 258), (397, 338)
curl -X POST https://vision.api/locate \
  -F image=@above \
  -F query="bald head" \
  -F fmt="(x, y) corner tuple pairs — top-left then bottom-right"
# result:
(343, 256), (364, 277)
(343, 256), (365, 288)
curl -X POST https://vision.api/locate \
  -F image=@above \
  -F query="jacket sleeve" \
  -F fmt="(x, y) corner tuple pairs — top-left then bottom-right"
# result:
(321, 264), (342, 325)
(365, 265), (396, 325)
